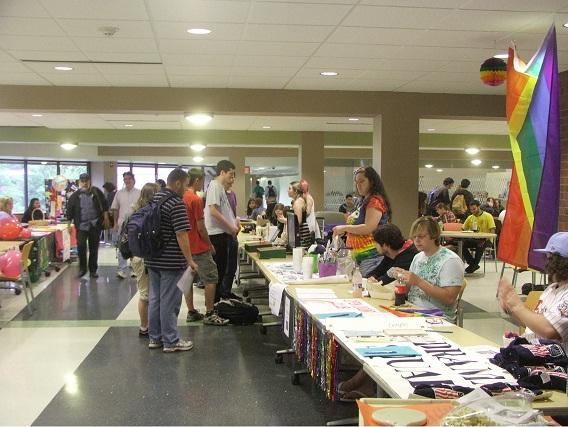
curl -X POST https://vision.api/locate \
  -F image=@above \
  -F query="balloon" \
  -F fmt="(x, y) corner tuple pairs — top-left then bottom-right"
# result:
(2, 249), (21, 278)
(19, 228), (32, 239)
(0, 253), (8, 271)
(0, 212), (22, 240)
(52, 175), (68, 192)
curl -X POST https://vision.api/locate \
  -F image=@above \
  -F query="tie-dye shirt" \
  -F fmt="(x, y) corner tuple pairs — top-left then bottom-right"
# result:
(346, 195), (389, 268)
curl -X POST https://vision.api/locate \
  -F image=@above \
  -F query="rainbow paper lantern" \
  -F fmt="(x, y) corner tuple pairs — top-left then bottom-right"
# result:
(479, 57), (507, 86)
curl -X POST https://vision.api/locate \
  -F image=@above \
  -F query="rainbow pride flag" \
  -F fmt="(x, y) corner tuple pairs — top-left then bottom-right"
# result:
(498, 25), (560, 271)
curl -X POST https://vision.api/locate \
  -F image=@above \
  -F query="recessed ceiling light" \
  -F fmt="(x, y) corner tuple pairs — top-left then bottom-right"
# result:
(320, 71), (338, 76)
(32, 113), (43, 117)
(471, 159), (482, 166)
(436, 169), (443, 172)
(348, 118), (359, 121)
(262, 125), (271, 129)
(54, 66), (73, 71)
(427, 128), (435, 132)
(425, 164), (434, 168)
(190, 143), (206, 152)
(465, 147), (480, 155)
(193, 156), (204, 163)
(187, 28), (211, 35)
(40, 161), (48, 165)
(493, 53), (508, 59)
(492, 165), (500, 169)
(124, 124), (133, 127)
(60, 142), (77, 150)
(185, 113), (213, 125)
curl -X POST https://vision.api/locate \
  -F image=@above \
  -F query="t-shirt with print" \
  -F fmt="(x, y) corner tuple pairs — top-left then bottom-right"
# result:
(524, 282), (568, 352)
(407, 246), (464, 324)
(205, 179), (236, 236)
(144, 189), (190, 271)
(183, 189), (210, 255)
(346, 194), (389, 264)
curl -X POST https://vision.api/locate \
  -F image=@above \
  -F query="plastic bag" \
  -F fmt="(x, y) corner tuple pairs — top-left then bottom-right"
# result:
(441, 389), (549, 426)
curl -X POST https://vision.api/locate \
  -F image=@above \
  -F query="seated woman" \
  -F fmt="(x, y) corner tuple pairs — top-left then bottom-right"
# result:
(498, 232), (568, 352)
(393, 216), (465, 324)
(339, 217), (464, 401)
(22, 198), (44, 223)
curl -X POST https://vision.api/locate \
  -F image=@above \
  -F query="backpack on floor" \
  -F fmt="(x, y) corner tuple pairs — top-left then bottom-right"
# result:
(127, 193), (175, 260)
(214, 299), (259, 325)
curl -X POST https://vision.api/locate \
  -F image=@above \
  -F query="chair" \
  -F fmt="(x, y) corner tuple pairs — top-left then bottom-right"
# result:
(0, 241), (35, 313)
(519, 290), (543, 334)
(456, 279), (468, 327)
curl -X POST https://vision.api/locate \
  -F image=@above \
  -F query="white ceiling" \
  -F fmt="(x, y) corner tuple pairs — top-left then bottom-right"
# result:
(1, 0), (568, 93)
(0, 111), (508, 133)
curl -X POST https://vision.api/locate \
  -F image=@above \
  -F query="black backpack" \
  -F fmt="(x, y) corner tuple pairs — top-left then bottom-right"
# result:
(214, 299), (259, 325)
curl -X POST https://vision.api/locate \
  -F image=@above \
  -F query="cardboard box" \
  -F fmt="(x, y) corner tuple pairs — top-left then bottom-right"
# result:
(257, 246), (286, 259)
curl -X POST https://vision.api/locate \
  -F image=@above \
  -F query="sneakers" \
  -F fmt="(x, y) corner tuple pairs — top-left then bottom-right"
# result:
(148, 339), (163, 349)
(203, 312), (229, 326)
(186, 309), (204, 322)
(163, 339), (194, 353)
(116, 271), (127, 279)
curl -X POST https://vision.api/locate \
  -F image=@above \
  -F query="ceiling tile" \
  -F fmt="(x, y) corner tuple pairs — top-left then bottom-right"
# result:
(0, 35), (77, 51)
(228, 76), (289, 89)
(40, 72), (110, 86)
(0, 0), (49, 18)
(161, 53), (235, 66)
(165, 65), (232, 76)
(243, 24), (333, 43)
(153, 22), (244, 40)
(40, 0), (149, 20)
(158, 39), (238, 55)
(168, 75), (229, 87)
(234, 55), (307, 68)
(237, 41), (319, 56)
(104, 73), (169, 87)
(343, 5), (453, 28)
(57, 19), (154, 38)
(249, 2), (352, 25)
(72, 37), (159, 53)
(147, 0), (250, 23)
(0, 17), (66, 36)
(0, 72), (50, 85)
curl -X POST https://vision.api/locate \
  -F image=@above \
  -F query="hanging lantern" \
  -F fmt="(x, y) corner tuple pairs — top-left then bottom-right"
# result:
(480, 57), (507, 86)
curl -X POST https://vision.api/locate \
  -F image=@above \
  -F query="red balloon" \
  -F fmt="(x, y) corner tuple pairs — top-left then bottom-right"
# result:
(1, 249), (21, 278)
(0, 212), (22, 240)
(19, 228), (32, 239)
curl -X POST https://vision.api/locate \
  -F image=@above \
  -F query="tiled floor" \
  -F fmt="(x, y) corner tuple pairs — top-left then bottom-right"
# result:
(0, 246), (532, 425)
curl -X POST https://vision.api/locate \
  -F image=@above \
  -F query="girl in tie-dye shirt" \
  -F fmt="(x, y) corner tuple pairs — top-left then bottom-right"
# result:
(333, 167), (391, 277)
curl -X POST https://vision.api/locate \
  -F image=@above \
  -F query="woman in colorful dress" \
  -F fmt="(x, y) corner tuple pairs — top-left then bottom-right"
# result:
(333, 166), (391, 277)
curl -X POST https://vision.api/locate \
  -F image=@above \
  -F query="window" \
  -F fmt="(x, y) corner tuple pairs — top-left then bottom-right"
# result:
(0, 160), (25, 213)
(27, 162), (57, 211)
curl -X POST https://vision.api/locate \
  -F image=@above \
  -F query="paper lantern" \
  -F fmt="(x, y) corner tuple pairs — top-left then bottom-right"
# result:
(0, 212), (22, 240)
(52, 175), (68, 191)
(480, 57), (507, 86)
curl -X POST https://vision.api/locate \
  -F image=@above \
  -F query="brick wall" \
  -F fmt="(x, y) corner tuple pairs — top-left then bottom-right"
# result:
(560, 70), (568, 231)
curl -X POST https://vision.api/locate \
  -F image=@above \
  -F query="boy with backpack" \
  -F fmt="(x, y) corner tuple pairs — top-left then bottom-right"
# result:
(142, 168), (198, 353)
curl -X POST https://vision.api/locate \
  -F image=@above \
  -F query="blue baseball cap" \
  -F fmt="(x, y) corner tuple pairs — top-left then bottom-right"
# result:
(534, 232), (568, 257)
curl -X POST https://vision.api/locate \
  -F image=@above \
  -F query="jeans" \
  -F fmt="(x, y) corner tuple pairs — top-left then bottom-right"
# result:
(222, 236), (238, 297)
(148, 268), (184, 347)
(77, 226), (101, 274)
(210, 233), (230, 302)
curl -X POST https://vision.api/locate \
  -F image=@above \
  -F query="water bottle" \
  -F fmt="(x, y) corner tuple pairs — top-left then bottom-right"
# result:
(352, 266), (363, 297)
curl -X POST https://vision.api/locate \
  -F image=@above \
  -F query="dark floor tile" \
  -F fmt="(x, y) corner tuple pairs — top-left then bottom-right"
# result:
(33, 326), (357, 426)
(13, 266), (137, 321)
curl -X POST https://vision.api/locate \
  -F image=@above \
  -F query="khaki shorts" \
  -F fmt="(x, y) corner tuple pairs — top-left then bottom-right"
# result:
(131, 256), (149, 301)
(193, 251), (218, 285)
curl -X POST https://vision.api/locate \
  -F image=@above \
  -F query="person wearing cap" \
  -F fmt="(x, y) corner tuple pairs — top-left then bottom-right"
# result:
(66, 173), (110, 278)
(498, 232), (568, 352)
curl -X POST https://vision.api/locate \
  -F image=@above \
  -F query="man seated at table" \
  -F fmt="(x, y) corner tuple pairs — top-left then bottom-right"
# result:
(338, 217), (464, 401)
(461, 200), (496, 274)
(368, 224), (417, 284)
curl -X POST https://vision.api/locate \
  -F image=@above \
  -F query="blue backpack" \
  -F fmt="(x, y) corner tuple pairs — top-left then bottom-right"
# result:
(127, 193), (176, 260)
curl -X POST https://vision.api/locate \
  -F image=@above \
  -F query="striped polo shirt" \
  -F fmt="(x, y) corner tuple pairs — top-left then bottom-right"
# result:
(144, 189), (190, 271)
